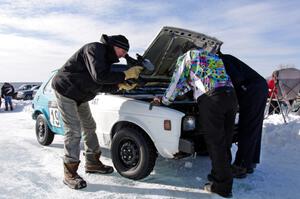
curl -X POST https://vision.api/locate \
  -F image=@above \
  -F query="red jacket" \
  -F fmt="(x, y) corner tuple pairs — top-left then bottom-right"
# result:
(268, 79), (277, 98)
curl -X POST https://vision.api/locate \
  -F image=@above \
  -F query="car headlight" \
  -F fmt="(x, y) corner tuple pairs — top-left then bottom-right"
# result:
(17, 92), (24, 98)
(182, 116), (196, 131)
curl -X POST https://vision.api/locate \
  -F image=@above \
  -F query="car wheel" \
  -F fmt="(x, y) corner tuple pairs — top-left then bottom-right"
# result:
(35, 114), (55, 146)
(111, 127), (157, 180)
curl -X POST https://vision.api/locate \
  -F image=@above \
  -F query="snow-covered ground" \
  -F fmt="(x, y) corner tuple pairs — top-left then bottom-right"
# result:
(0, 100), (299, 199)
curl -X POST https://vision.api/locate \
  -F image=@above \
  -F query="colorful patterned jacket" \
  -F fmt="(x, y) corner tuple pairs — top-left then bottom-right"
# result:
(162, 49), (233, 105)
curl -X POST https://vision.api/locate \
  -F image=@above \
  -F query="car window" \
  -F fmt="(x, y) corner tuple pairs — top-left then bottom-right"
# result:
(43, 76), (54, 95)
(18, 84), (37, 91)
(31, 85), (40, 90)
(18, 85), (30, 90)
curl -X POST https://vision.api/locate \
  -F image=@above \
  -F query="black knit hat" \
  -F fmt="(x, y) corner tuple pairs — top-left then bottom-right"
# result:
(100, 34), (129, 51)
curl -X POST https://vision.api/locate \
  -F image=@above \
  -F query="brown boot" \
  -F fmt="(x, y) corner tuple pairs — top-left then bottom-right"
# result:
(63, 162), (87, 189)
(85, 153), (114, 174)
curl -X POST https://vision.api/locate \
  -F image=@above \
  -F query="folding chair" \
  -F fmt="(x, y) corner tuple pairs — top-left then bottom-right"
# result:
(265, 76), (286, 122)
(265, 68), (300, 123)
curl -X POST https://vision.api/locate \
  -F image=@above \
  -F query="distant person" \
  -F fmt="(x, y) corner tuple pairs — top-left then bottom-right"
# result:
(268, 72), (279, 114)
(218, 51), (268, 178)
(153, 48), (237, 198)
(52, 34), (143, 189)
(1, 82), (15, 111)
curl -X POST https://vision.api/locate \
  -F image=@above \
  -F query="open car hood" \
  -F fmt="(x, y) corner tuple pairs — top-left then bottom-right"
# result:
(141, 26), (223, 80)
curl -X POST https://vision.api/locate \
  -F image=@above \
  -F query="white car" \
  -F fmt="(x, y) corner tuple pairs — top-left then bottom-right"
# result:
(32, 26), (234, 180)
(16, 84), (40, 100)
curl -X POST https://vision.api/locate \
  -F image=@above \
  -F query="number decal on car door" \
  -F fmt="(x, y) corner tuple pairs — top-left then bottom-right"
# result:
(49, 107), (61, 127)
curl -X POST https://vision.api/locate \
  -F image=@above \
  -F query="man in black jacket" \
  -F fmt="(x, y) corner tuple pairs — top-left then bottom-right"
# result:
(1, 82), (15, 111)
(52, 34), (143, 189)
(219, 52), (268, 178)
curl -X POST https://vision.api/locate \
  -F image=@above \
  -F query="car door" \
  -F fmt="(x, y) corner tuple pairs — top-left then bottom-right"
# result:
(34, 73), (64, 135)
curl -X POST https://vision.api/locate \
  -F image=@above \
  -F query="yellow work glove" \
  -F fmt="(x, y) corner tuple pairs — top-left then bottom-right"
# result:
(123, 66), (143, 80)
(118, 83), (137, 91)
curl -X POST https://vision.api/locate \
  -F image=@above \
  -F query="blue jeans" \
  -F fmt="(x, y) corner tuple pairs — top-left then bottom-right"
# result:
(4, 96), (13, 110)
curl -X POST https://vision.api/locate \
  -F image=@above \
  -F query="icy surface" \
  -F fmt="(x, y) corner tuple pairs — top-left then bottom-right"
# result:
(0, 100), (299, 199)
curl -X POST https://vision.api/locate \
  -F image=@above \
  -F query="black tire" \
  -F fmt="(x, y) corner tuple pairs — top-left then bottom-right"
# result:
(111, 127), (157, 180)
(35, 114), (55, 146)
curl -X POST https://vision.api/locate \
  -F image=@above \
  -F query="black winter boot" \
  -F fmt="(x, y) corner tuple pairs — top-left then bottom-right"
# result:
(231, 164), (247, 179)
(63, 162), (87, 189)
(204, 182), (233, 198)
(247, 163), (256, 174)
(85, 153), (114, 174)
(207, 173), (215, 182)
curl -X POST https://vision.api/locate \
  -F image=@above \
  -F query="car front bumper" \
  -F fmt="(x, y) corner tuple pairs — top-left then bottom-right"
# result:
(178, 138), (195, 154)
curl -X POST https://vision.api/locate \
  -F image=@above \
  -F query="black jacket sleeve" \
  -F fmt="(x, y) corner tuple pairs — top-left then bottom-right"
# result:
(83, 44), (125, 84)
(11, 86), (14, 95)
(220, 54), (246, 88)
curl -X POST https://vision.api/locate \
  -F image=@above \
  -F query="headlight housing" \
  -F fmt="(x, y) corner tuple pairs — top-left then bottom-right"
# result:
(17, 92), (25, 98)
(182, 116), (196, 131)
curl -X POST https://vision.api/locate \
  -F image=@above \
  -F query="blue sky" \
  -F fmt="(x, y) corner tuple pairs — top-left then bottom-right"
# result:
(0, 0), (299, 81)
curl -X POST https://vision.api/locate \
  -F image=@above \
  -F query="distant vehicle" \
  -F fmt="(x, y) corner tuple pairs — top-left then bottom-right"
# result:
(31, 85), (40, 98)
(16, 85), (40, 100)
(17, 84), (37, 91)
(292, 97), (300, 115)
(32, 26), (238, 180)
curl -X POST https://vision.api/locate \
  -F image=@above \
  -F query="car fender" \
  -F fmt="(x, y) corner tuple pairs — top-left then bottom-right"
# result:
(90, 94), (184, 158)
(32, 108), (53, 131)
